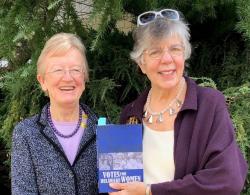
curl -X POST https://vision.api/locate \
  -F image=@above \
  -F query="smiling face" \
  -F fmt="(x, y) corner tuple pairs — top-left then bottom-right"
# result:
(37, 47), (85, 107)
(139, 35), (185, 91)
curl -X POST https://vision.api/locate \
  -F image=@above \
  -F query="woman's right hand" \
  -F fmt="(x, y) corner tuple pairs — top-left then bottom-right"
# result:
(108, 182), (147, 195)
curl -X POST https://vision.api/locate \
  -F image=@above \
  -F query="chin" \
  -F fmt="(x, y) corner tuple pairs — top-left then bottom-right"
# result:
(57, 99), (79, 106)
(161, 79), (179, 89)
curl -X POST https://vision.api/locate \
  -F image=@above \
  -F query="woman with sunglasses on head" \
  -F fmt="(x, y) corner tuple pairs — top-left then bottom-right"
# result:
(11, 33), (98, 194)
(109, 9), (248, 195)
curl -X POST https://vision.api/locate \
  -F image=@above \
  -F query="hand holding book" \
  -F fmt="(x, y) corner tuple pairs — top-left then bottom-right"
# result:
(108, 182), (148, 195)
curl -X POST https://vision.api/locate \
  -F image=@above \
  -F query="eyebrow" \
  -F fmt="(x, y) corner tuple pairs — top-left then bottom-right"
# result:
(148, 44), (183, 49)
(170, 44), (184, 47)
(50, 64), (83, 68)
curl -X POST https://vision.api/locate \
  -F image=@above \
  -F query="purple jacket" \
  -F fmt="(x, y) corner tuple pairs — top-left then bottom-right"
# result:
(120, 77), (248, 195)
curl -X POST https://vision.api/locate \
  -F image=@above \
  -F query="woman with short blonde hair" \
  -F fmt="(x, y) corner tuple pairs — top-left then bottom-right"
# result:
(11, 32), (98, 195)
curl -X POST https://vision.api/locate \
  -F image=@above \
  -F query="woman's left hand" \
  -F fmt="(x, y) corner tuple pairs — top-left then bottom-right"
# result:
(109, 182), (146, 195)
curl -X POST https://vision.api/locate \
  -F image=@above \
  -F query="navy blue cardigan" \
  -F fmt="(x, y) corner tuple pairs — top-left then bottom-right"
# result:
(11, 104), (98, 195)
(120, 77), (248, 195)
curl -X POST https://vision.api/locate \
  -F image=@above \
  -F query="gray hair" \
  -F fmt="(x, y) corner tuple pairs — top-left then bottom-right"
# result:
(37, 32), (89, 82)
(130, 18), (191, 65)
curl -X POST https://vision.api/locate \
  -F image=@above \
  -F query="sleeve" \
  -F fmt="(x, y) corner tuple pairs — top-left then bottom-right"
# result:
(151, 97), (248, 195)
(119, 104), (131, 124)
(11, 124), (39, 195)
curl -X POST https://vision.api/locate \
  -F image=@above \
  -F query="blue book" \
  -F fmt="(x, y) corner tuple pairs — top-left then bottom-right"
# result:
(96, 123), (143, 193)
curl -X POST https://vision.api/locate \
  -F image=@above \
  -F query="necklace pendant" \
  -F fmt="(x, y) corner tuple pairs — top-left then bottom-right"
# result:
(176, 99), (182, 107)
(157, 113), (164, 123)
(147, 115), (153, 124)
(169, 108), (175, 116)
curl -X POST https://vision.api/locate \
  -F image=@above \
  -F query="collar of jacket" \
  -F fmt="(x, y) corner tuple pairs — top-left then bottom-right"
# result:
(122, 76), (198, 123)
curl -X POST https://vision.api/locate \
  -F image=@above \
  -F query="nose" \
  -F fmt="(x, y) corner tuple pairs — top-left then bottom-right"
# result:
(160, 50), (173, 63)
(62, 70), (74, 80)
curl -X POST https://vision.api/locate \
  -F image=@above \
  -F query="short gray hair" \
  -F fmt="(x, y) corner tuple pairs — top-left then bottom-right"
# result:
(130, 17), (191, 65)
(37, 32), (89, 82)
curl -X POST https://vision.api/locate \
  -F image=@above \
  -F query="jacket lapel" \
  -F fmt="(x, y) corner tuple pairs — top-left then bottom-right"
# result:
(37, 104), (65, 154)
(76, 104), (97, 155)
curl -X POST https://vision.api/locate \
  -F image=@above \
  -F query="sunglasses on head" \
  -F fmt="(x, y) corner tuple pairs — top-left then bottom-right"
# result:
(137, 9), (180, 26)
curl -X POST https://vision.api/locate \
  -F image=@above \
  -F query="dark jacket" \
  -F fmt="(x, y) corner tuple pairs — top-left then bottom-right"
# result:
(120, 77), (248, 195)
(11, 104), (98, 195)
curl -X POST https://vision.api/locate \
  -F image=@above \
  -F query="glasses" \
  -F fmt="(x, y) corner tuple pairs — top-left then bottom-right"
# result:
(145, 45), (184, 59)
(137, 9), (179, 26)
(46, 68), (84, 78)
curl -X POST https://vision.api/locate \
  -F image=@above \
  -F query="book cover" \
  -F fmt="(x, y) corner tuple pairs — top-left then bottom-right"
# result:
(97, 124), (143, 193)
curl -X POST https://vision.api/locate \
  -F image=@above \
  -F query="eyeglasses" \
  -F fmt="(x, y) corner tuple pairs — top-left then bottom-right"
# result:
(145, 45), (184, 59)
(46, 68), (84, 78)
(137, 9), (179, 26)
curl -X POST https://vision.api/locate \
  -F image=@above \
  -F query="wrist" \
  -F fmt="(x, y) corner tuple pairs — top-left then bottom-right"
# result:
(145, 184), (151, 195)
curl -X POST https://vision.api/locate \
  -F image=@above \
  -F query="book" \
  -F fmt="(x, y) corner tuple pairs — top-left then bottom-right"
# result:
(97, 123), (143, 193)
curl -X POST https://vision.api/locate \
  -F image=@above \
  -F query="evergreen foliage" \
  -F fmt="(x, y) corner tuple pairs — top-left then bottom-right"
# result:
(236, 0), (250, 41)
(223, 83), (250, 194)
(0, 0), (249, 193)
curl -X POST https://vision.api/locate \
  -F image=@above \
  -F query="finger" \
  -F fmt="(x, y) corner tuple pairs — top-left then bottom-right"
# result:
(109, 192), (119, 195)
(109, 182), (127, 190)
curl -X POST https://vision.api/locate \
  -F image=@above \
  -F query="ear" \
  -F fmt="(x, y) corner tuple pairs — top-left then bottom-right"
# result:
(138, 56), (146, 74)
(37, 74), (47, 92)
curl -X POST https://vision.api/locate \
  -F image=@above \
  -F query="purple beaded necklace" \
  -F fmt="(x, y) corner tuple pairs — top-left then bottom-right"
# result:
(47, 105), (83, 138)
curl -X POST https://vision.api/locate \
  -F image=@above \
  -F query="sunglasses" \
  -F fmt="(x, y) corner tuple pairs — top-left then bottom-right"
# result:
(137, 9), (180, 26)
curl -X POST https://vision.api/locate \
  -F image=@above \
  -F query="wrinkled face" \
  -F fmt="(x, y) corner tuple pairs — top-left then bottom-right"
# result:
(37, 47), (86, 107)
(140, 35), (185, 90)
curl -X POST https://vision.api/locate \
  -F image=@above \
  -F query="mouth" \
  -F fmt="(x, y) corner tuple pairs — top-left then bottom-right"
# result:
(158, 70), (175, 75)
(59, 86), (76, 91)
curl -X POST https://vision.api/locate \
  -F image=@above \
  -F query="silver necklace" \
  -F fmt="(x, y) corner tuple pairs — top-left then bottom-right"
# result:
(143, 78), (185, 124)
